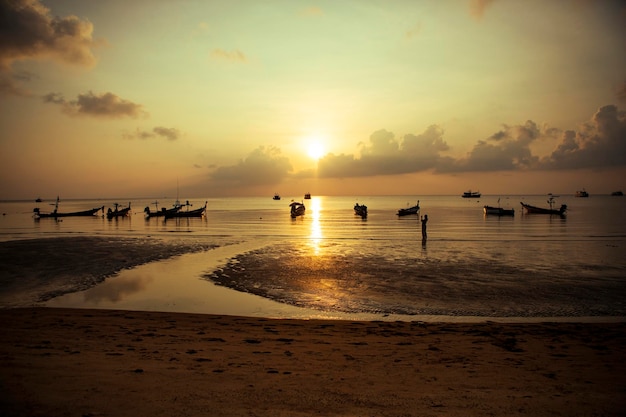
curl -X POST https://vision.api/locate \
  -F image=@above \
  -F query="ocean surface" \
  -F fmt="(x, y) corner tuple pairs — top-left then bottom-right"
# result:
(1, 194), (625, 320)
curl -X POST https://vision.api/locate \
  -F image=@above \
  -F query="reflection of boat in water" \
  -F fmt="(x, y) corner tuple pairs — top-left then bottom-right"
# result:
(520, 195), (566, 215)
(290, 201), (306, 218)
(33, 197), (103, 219)
(354, 203), (368, 218)
(304, 193), (311, 199)
(611, 190), (624, 196)
(462, 190), (481, 198)
(397, 200), (420, 216)
(144, 201), (182, 218)
(575, 189), (589, 197)
(273, 194), (281, 200)
(165, 201), (207, 219)
(106, 202), (131, 219)
(483, 205), (514, 216)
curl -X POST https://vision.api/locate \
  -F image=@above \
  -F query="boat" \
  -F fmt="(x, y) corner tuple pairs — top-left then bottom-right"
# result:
(483, 206), (514, 216)
(106, 202), (131, 219)
(304, 193), (311, 199)
(575, 189), (589, 197)
(35, 197), (42, 202)
(33, 197), (103, 219)
(290, 201), (306, 218)
(164, 201), (207, 219)
(354, 203), (368, 218)
(611, 191), (623, 196)
(397, 200), (420, 216)
(520, 195), (567, 215)
(462, 190), (481, 198)
(144, 200), (182, 218)
(273, 194), (281, 200)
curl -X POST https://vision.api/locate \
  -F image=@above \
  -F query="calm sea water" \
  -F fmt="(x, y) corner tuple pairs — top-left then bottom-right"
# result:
(1, 195), (625, 319)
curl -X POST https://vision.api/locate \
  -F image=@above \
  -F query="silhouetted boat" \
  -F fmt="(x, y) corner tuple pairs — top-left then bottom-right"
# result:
(397, 200), (420, 216)
(290, 201), (306, 218)
(483, 206), (514, 216)
(575, 189), (589, 197)
(462, 190), (481, 198)
(164, 201), (207, 218)
(144, 200), (182, 218)
(106, 202), (131, 219)
(304, 193), (311, 199)
(33, 197), (103, 219)
(611, 191), (623, 196)
(273, 194), (281, 200)
(354, 203), (368, 218)
(520, 195), (566, 215)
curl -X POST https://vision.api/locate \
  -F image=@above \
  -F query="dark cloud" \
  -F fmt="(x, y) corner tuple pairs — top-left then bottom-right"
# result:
(440, 121), (541, 173)
(210, 146), (292, 186)
(123, 127), (180, 141)
(540, 105), (626, 169)
(0, 0), (99, 95)
(43, 91), (145, 118)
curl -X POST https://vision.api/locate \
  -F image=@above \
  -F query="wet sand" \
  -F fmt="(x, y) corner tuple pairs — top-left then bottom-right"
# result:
(1, 307), (625, 416)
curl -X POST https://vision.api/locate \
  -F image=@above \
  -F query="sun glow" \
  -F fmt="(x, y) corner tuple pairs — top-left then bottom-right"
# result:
(306, 140), (325, 161)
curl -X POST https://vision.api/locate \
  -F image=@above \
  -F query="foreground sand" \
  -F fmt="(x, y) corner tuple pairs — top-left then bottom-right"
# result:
(1, 308), (624, 416)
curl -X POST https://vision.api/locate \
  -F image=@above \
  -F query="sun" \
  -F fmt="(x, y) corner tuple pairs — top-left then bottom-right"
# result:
(307, 141), (325, 161)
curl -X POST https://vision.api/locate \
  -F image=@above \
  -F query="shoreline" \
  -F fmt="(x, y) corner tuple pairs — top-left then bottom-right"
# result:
(1, 307), (625, 416)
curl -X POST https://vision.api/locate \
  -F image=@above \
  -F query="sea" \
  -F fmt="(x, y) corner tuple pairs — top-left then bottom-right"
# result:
(1, 194), (625, 321)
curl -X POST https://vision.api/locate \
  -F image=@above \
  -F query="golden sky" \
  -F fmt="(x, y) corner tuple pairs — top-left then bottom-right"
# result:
(1, 0), (625, 199)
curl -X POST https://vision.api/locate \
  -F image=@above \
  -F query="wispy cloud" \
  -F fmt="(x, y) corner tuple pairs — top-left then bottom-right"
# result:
(43, 91), (146, 119)
(123, 127), (181, 141)
(469, 0), (497, 21)
(0, 0), (101, 96)
(210, 48), (247, 63)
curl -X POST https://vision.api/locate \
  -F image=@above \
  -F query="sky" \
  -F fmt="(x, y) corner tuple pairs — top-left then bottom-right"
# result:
(1, 0), (625, 199)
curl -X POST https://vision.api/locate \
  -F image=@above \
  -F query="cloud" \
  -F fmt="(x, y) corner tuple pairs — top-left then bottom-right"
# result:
(43, 91), (146, 118)
(317, 126), (451, 178)
(440, 121), (541, 173)
(0, 0), (100, 95)
(210, 48), (247, 63)
(210, 146), (292, 186)
(123, 127), (181, 141)
(469, 0), (497, 20)
(540, 105), (626, 169)
(308, 104), (626, 179)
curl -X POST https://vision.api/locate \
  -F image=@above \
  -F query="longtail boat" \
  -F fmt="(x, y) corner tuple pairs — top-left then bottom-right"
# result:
(33, 197), (103, 219)
(106, 202), (131, 219)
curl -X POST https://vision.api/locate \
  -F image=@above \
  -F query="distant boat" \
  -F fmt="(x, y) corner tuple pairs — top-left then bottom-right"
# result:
(397, 200), (420, 216)
(520, 195), (567, 215)
(35, 197), (42, 202)
(273, 194), (281, 200)
(33, 196), (103, 219)
(483, 206), (514, 216)
(462, 190), (481, 198)
(611, 191), (623, 196)
(106, 202), (131, 219)
(575, 189), (589, 197)
(165, 201), (207, 219)
(304, 193), (311, 199)
(354, 203), (368, 219)
(290, 201), (306, 218)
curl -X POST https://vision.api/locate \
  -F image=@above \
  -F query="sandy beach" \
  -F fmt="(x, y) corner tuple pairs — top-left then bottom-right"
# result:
(1, 236), (625, 416)
(0, 307), (625, 416)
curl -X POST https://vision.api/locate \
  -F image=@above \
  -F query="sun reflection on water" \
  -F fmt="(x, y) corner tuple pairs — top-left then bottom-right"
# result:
(308, 197), (323, 256)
